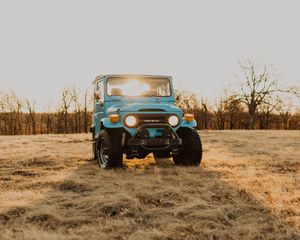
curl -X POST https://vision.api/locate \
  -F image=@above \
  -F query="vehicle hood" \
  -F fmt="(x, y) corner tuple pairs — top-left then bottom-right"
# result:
(106, 103), (182, 114)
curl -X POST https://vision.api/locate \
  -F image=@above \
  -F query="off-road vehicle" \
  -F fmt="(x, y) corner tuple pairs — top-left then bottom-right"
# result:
(90, 75), (202, 168)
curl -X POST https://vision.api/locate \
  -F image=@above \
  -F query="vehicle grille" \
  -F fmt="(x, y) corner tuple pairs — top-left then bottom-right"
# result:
(130, 114), (171, 127)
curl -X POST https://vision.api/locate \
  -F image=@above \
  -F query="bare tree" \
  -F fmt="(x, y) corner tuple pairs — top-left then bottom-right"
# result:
(277, 100), (294, 130)
(257, 96), (282, 129)
(45, 103), (53, 134)
(234, 60), (299, 129)
(175, 90), (210, 129)
(224, 95), (244, 129)
(289, 109), (300, 130)
(40, 113), (44, 134)
(0, 91), (23, 135)
(60, 88), (73, 134)
(201, 100), (210, 129)
(72, 86), (81, 133)
(56, 109), (62, 134)
(26, 98), (36, 135)
(214, 98), (226, 130)
(83, 88), (90, 133)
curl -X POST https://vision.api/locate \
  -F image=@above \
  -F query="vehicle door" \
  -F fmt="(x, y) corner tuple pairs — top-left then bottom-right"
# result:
(94, 80), (105, 134)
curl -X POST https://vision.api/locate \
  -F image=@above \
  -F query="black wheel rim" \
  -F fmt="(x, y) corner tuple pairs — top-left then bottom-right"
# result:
(98, 140), (109, 168)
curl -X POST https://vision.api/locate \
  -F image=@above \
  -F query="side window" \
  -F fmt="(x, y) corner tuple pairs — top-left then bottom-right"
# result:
(96, 81), (104, 101)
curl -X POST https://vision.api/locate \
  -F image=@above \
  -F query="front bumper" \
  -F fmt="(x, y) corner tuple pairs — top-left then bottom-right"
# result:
(128, 138), (181, 150)
(127, 123), (182, 151)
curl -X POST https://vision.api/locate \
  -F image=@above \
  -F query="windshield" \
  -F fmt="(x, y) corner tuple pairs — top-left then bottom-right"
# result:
(107, 77), (171, 97)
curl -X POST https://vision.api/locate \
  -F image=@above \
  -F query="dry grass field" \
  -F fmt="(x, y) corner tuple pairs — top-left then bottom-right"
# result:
(0, 131), (299, 240)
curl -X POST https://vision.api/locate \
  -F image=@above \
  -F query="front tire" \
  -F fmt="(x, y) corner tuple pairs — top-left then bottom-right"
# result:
(96, 129), (123, 169)
(173, 128), (202, 166)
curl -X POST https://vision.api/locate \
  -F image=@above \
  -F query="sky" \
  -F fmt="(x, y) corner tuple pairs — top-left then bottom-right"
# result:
(0, 0), (299, 110)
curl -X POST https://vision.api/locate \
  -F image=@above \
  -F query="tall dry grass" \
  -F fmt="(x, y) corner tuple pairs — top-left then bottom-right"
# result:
(0, 131), (299, 239)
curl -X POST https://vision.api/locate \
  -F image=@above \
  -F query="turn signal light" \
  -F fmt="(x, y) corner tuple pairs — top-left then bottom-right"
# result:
(184, 113), (194, 122)
(109, 114), (120, 123)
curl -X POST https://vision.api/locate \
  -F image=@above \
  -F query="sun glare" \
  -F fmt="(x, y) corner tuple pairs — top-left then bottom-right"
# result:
(115, 79), (150, 96)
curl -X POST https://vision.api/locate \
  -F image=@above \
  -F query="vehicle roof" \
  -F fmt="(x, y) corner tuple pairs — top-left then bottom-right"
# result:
(93, 74), (172, 83)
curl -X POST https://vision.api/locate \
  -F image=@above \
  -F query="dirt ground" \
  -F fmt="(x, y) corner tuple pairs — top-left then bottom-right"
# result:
(0, 131), (299, 240)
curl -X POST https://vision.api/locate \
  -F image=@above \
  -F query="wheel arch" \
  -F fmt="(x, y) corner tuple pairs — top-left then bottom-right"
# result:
(180, 119), (197, 128)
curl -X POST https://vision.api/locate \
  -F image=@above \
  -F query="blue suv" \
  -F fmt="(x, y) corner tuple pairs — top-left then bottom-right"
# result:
(90, 75), (202, 168)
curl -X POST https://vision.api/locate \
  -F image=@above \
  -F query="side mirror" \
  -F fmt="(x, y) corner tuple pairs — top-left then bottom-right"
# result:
(94, 93), (100, 101)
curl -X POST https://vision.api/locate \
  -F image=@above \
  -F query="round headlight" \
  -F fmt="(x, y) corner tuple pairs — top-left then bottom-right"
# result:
(168, 115), (179, 127)
(125, 115), (137, 127)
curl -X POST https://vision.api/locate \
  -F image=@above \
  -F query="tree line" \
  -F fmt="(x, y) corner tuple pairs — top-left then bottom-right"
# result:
(0, 87), (92, 135)
(176, 90), (300, 130)
(0, 60), (299, 135)
(176, 60), (300, 130)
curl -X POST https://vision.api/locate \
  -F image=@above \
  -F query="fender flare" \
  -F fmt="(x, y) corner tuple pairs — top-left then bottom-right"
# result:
(101, 118), (123, 129)
(180, 119), (197, 128)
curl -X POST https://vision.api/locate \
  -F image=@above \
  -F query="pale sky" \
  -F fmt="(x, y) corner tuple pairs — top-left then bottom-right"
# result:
(0, 0), (299, 110)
